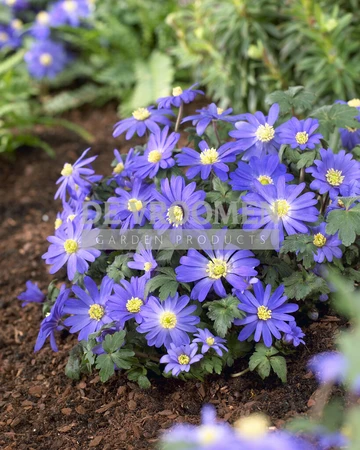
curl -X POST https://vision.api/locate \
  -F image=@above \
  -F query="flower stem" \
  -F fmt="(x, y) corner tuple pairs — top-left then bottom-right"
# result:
(299, 167), (305, 183)
(320, 192), (329, 215)
(230, 367), (250, 378)
(175, 102), (184, 132)
(135, 351), (160, 363)
(212, 120), (221, 146)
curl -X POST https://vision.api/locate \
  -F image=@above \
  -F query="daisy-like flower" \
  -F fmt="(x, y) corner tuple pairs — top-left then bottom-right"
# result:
(63, 276), (114, 341)
(31, 11), (51, 39)
(193, 328), (228, 356)
(235, 282), (298, 347)
(283, 322), (305, 347)
(175, 248), (260, 302)
(277, 117), (322, 150)
(42, 219), (101, 281)
(181, 102), (244, 136)
(34, 286), (70, 352)
(1, 0), (27, 9)
(18, 281), (45, 307)
(0, 25), (20, 49)
(229, 155), (293, 192)
(229, 103), (281, 160)
(151, 176), (209, 230)
(306, 148), (360, 199)
(106, 178), (154, 230)
(176, 140), (237, 181)
(311, 222), (342, 263)
(24, 40), (68, 79)
(337, 99), (360, 150)
(113, 106), (174, 140)
(127, 243), (157, 279)
(109, 148), (139, 186)
(55, 148), (99, 201)
(242, 176), (319, 243)
(160, 343), (203, 376)
(137, 294), (200, 348)
(107, 276), (147, 326)
(133, 126), (179, 179)
(157, 84), (204, 109)
(49, 0), (91, 27)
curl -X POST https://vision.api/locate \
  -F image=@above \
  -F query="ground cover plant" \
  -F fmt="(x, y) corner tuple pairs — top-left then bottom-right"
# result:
(18, 84), (360, 394)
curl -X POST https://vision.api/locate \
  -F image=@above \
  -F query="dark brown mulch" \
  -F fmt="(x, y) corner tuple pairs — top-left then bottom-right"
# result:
(0, 105), (343, 450)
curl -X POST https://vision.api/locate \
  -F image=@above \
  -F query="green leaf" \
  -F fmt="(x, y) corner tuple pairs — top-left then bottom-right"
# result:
(137, 375), (151, 389)
(111, 349), (135, 370)
(65, 346), (82, 380)
(0, 49), (25, 76)
(204, 296), (243, 338)
(96, 354), (115, 382)
(311, 103), (360, 138)
(280, 234), (317, 269)
(296, 150), (317, 169)
(283, 271), (330, 300)
(326, 203), (360, 247)
(269, 356), (287, 383)
(102, 331), (126, 354)
(266, 86), (315, 114)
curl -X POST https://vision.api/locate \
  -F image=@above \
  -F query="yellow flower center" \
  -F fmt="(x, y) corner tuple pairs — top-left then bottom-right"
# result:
(178, 354), (190, 365)
(132, 107), (151, 121)
(198, 426), (219, 445)
(37, 11), (50, 25)
(54, 218), (63, 230)
(256, 123), (275, 143)
(348, 98), (360, 108)
(206, 337), (215, 346)
(200, 148), (219, 165)
(61, 163), (73, 177)
(295, 131), (309, 145)
(39, 53), (53, 67)
(167, 205), (184, 227)
(326, 168), (345, 186)
(127, 198), (143, 212)
(126, 297), (143, 313)
(160, 311), (177, 329)
(63, 0), (77, 12)
(271, 199), (290, 218)
(257, 175), (273, 185)
(67, 214), (76, 222)
(257, 305), (272, 321)
(63, 239), (78, 254)
(313, 233), (327, 247)
(217, 107), (224, 115)
(172, 86), (183, 96)
(12, 19), (23, 30)
(144, 262), (153, 272)
(338, 199), (345, 208)
(0, 32), (9, 42)
(88, 304), (105, 321)
(346, 127), (356, 133)
(234, 414), (269, 439)
(113, 162), (124, 174)
(206, 259), (227, 279)
(5, 0), (15, 5)
(148, 150), (162, 163)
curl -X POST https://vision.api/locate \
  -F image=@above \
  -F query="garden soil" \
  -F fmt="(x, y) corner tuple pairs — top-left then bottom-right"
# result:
(0, 104), (344, 449)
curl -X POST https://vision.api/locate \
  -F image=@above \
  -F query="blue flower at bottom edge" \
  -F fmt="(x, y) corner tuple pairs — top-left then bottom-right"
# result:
(160, 343), (203, 376)
(235, 282), (298, 347)
(311, 222), (342, 263)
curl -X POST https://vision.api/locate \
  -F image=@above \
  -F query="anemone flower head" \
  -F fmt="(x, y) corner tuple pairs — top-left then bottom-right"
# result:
(242, 176), (319, 244)
(0, 24), (21, 49)
(31, 10), (51, 39)
(283, 322), (305, 347)
(49, 0), (91, 27)
(277, 117), (322, 150)
(160, 342), (203, 376)
(151, 175), (210, 230)
(107, 276), (147, 326)
(18, 281), (45, 307)
(306, 148), (360, 199)
(34, 285), (70, 352)
(24, 39), (68, 79)
(235, 282), (298, 347)
(127, 243), (157, 279)
(193, 328), (228, 356)
(137, 294), (200, 349)
(176, 248), (259, 302)
(181, 102), (244, 136)
(106, 178), (154, 230)
(157, 83), (204, 109)
(308, 351), (347, 385)
(229, 155), (293, 192)
(228, 103), (281, 160)
(63, 276), (114, 341)
(42, 219), (101, 281)
(108, 148), (139, 186)
(176, 140), (237, 181)
(311, 222), (342, 263)
(132, 126), (179, 179)
(336, 98), (360, 150)
(113, 106), (174, 140)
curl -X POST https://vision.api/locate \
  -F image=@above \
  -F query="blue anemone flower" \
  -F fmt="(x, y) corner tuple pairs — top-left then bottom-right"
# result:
(18, 281), (45, 307)
(229, 103), (281, 160)
(157, 84), (204, 109)
(127, 243), (157, 279)
(49, 0), (91, 27)
(31, 11), (51, 39)
(229, 155), (293, 191)
(176, 140), (237, 181)
(0, 24), (21, 49)
(337, 99), (360, 150)
(311, 222), (342, 263)
(235, 282), (298, 347)
(113, 106), (174, 140)
(160, 342), (203, 376)
(277, 117), (322, 150)
(283, 322), (305, 347)
(306, 148), (360, 199)
(176, 248), (259, 302)
(193, 328), (228, 356)
(24, 40), (68, 79)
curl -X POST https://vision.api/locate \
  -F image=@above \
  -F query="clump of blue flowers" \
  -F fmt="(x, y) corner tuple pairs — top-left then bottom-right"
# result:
(21, 85), (360, 388)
